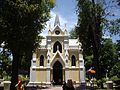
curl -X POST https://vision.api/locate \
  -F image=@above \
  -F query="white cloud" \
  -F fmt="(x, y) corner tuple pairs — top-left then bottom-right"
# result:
(40, 11), (77, 37)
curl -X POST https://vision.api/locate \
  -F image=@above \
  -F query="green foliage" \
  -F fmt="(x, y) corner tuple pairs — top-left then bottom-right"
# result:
(96, 78), (106, 88)
(116, 40), (120, 61)
(18, 75), (29, 82)
(97, 78), (106, 84)
(0, 0), (54, 53)
(100, 38), (117, 78)
(84, 38), (118, 81)
(109, 19), (120, 36)
(0, 0), (54, 89)
(111, 76), (119, 81)
(109, 40), (120, 78)
(84, 55), (93, 70)
(75, 0), (118, 81)
(110, 62), (120, 78)
(85, 77), (89, 82)
(111, 76), (120, 88)
(0, 50), (12, 78)
(76, 0), (104, 56)
(4, 75), (11, 81)
(108, 1), (120, 36)
(69, 29), (78, 39)
(76, 0), (104, 49)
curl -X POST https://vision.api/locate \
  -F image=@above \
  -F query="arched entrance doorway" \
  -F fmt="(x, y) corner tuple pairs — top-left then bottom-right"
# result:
(53, 61), (63, 85)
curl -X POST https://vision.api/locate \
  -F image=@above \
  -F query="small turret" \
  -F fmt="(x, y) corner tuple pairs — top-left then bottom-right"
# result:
(48, 23), (51, 35)
(64, 23), (67, 35)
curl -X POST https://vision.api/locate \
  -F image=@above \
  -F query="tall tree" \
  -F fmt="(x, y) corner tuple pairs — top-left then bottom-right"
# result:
(110, 40), (120, 78)
(0, 0), (54, 90)
(76, 0), (105, 80)
(100, 39), (117, 78)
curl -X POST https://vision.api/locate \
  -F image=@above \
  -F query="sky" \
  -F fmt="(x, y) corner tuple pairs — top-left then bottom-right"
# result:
(41, 0), (77, 37)
(40, 0), (120, 42)
(104, 0), (120, 42)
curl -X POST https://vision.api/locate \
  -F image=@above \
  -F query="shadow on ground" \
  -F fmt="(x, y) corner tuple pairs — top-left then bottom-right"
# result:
(25, 85), (50, 90)
(75, 86), (102, 90)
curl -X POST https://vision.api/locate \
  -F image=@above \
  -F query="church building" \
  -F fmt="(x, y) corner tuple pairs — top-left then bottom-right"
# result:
(29, 14), (85, 85)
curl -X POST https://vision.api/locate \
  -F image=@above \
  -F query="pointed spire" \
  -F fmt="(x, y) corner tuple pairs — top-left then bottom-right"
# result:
(64, 23), (67, 30)
(54, 14), (60, 26)
(49, 23), (51, 30)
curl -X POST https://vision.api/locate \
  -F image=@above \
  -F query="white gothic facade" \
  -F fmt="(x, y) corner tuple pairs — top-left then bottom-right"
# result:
(29, 14), (85, 85)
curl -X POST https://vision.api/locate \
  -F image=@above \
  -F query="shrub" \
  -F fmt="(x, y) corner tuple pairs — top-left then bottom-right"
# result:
(111, 76), (120, 87)
(18, 75), (29, 83)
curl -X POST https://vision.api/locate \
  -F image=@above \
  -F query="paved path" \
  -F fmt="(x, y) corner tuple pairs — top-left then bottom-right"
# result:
(38, 86), (62, 90)
(42, 86), (62, 90)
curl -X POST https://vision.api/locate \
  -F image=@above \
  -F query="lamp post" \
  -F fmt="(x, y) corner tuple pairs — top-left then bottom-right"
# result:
(106, 65), (110, 81)
(106, 69), (108, 81)
(6, 65), (9, 80)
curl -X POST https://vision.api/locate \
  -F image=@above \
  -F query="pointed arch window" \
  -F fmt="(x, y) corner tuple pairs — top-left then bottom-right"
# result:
(40, 55), (44, 66)
(53, 41), (62, 53)
(71, 55), (76, 66)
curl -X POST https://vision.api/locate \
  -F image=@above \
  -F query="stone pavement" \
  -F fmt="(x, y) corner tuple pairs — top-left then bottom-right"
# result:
(37, 85), (83, 90)
(27, 84), (92, 90)
(39, 86), (62, 90)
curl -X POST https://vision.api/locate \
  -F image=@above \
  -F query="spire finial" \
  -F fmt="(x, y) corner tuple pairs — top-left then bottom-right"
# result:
(54, 13), (60, 26)
(49, 23), (51, 30)
(65, 23), (67, 29)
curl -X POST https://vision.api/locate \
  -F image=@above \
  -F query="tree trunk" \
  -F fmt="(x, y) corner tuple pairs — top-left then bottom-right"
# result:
(100, 82), (104, 89)
(91, 0), (102, 80)
(93, 51), (101, 79)
(10, 51), (20, 90)
(26, 51), (32, 77)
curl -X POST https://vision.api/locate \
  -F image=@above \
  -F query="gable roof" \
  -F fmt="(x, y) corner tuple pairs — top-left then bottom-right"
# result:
(51, 50), (64, 61)
(50, 50), (65, 68)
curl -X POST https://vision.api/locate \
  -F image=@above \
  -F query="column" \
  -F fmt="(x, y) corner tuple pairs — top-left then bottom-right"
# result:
(65, 68), (69, 82)
(79, 53), (85, 82)
(46, 68), (50, 84)
(30, 53), (36, 82)
(46, 49), (50, 84)
(64, 37), (69, 82)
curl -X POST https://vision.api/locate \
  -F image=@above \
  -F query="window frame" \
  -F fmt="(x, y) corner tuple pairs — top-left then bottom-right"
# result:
(71, 55), (76, 66)
(40, 55), (44, 66)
